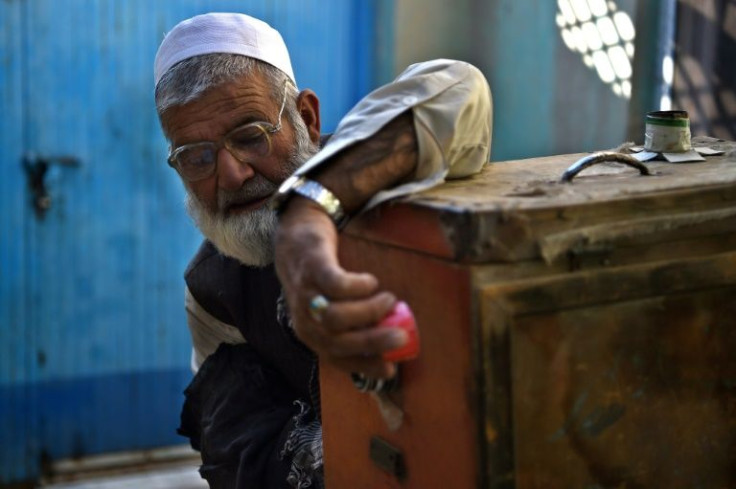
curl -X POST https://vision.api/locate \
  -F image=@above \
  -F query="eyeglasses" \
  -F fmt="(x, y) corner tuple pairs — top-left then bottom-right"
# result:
(167, 80), (291, 182)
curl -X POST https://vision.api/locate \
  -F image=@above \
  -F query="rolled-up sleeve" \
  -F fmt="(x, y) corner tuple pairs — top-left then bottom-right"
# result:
(294, 59), (493, 210)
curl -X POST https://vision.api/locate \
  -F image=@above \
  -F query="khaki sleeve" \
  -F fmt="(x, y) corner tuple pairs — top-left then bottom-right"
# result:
(185, 286), (246, 373)
(294, 59), (493, 211)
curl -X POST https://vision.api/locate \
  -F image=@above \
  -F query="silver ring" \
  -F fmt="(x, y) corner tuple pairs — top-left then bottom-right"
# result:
(308, 294), (330, 322)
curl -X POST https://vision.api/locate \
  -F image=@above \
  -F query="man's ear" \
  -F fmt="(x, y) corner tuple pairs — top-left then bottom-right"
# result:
(296, 89), (321, 144)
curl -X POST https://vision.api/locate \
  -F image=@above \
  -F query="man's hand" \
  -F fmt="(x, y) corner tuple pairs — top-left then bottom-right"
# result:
(275, 111), (418, 378)
(275, 197), (407, 378)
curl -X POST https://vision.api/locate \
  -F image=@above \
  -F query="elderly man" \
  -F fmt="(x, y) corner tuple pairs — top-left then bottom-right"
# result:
(154, 12), (491, 489)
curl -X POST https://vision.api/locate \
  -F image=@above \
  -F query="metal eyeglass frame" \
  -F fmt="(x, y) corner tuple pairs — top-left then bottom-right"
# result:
(167, 79), (292, 182)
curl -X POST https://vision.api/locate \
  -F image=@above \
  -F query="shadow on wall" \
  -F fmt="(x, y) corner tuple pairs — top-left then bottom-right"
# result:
(673, 0), (736, 140)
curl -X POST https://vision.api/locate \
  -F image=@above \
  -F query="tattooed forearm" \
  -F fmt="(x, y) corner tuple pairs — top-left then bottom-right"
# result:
(310, 110), (418, 215)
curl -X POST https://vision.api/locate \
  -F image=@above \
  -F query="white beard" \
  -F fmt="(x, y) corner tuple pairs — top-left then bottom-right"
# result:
(186, 180), (280, 267)
(185, 124), (319, 267)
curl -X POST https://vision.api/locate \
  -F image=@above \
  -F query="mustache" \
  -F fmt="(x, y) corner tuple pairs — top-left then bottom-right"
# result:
(217, 176), (279, 212)
(215, 140), (320, 214)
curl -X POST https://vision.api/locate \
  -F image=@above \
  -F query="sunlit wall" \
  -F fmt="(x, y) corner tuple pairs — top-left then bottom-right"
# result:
(557, 0), (636, 100)
(396, 0), (639, 161)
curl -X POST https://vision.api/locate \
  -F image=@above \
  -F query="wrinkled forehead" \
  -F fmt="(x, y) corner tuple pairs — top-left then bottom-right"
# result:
(161, 72), (277, 143)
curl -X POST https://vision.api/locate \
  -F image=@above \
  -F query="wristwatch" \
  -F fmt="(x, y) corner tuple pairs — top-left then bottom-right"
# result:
(271, 175), (348, 229)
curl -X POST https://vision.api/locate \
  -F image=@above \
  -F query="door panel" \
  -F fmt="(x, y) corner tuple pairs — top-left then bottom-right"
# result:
(0, 1), (31, 483)
(12, 0), (205, 479)
(479, 251), (736, 488)
(513, 288), (736, 489)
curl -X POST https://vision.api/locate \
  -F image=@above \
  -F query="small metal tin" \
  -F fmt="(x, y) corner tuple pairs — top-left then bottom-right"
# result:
(644, 110), (692, 153)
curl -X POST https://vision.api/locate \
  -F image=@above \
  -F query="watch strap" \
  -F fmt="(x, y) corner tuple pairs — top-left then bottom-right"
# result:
(273, 175), (348, 229)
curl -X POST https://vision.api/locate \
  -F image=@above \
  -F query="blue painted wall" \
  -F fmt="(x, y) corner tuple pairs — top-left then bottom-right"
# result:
(0, 0), (392, 484)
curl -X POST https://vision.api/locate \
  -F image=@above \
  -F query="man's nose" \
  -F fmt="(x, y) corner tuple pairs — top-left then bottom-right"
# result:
(216, 148), (255, 189)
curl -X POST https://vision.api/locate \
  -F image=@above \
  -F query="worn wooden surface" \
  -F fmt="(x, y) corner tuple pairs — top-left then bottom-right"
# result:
(346, 139), (736, 264)
(324, 143), (736, 488)
(481, 250), (736, 488)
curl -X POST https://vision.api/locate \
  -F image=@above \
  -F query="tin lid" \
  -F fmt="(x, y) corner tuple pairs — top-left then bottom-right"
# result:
(645, 110), (690, 127)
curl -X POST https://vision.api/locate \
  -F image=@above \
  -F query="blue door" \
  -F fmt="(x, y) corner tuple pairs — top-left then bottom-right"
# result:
(0, 0), (392, 484)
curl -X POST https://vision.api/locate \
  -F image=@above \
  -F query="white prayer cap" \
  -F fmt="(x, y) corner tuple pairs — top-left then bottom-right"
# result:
(154, 12), (296, 87)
